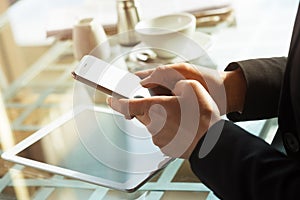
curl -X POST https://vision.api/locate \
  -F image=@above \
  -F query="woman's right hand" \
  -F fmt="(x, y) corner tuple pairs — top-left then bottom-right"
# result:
(136, 63), (217, 91)
(135, 63), (246, 115)
(136, 63), (226, 114)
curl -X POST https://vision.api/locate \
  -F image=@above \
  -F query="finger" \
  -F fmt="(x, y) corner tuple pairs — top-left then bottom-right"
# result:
(140, 65), (186, 90)
(134, 63), (186, 79)
(140, 79), (161, 89)
(107, 96), (177, 125)
(186, 80), (217, 109)
(134, 68), (155, 79)
(174, 80), (222, 159)
(173, 80), (219, 114)
(134, 62), (187, 78)
(172, 79), (193, 96)
(127, 96), (176, 116)
(173, 80), (204, 98)
(107, 97), (130, 117)
(162, 63), (211, 90)
(107, 96), (151, 119)
(145, 103), (167, 136)
(144, 96), (179, 137)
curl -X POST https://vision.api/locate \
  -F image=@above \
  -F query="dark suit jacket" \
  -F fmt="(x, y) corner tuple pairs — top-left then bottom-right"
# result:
(189, 3), (300, 200)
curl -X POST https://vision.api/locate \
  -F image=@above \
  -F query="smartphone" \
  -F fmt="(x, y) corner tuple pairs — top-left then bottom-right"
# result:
(72, 55), (150, 99)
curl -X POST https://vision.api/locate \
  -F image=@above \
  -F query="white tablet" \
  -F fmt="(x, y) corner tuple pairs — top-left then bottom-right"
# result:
(2, 106), (173, 192)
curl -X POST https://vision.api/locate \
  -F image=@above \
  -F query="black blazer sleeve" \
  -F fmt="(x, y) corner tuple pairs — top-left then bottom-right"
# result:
(189, 4), (300, 199)
(189, 120), (300, 200)
(225, 57), (287, 121)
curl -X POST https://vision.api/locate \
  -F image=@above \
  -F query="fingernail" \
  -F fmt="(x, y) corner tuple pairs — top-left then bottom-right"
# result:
(134, 71), (143, 76)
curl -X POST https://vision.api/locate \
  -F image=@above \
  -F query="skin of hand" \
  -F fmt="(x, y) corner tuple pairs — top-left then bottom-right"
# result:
(135, 63), (246, 115)
(107, 79), (221, 159)
(107, 63), (246, 158)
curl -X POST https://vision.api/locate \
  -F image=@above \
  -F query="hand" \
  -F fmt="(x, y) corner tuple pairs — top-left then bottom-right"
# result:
(136, 63), (246, 114)
(107, 80), (221, 159)
(135, 63), (228, 114)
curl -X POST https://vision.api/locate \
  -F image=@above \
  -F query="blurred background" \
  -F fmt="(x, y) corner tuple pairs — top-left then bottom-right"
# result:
(0, 0), (298, 199)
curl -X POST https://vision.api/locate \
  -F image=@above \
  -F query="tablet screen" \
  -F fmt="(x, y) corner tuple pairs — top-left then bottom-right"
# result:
(14, 107), (171, 189)
(17, 110), (130, 183)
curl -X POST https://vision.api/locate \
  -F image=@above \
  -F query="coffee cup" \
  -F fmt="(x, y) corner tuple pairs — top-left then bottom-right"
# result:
(73, 18), (110, 60)
(135, 13), (196, 58)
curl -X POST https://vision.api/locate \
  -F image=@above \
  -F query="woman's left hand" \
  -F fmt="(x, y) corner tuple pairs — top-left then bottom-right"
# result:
(107, 80), (221, 159)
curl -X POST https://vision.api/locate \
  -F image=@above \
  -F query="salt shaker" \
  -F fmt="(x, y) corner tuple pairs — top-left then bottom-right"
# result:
(117, 0), (140, 46)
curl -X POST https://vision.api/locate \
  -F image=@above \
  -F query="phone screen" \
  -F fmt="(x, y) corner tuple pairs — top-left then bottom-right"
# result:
(73, 56), (150, 99)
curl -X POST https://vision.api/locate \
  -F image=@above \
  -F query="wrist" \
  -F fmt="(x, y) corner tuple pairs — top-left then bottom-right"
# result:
(223, 68), (247, 114)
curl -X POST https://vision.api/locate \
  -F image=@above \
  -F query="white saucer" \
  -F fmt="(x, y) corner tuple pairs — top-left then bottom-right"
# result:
(130, 31), (213, 63)
(192, 31), (213, 51)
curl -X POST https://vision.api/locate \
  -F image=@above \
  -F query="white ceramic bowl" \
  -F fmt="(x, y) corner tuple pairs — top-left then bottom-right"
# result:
(135, 13), (196, 58)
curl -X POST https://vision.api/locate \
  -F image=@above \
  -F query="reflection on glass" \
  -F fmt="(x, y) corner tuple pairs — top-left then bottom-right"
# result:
(0, 92), (30, 200)
(16, 108), (170, 188)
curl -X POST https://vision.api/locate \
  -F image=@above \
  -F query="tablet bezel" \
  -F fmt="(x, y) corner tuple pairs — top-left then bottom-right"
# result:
(1, 105), (174, 192)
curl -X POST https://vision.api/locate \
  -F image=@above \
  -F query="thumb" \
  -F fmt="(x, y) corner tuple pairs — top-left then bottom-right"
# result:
(107, 97), (147, 119)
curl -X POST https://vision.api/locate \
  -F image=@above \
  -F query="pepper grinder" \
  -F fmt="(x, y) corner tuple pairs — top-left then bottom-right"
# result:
(117, 0), (140, 46)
